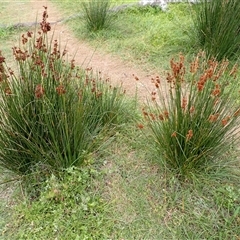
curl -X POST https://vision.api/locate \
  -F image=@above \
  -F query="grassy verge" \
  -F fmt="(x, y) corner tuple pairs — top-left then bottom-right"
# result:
(51, 1), (197, 72)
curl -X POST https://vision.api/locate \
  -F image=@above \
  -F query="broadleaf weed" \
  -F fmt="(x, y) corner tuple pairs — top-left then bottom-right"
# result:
(3, 166), (112, 239)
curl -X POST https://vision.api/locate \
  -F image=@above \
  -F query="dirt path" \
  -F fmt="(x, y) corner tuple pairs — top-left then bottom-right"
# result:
(6, 0), (162, 102)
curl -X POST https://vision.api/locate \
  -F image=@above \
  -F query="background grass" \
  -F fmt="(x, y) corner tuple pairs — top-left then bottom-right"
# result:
(52, 1), (197, 72)
(0, 1), (240, 239)
(0, 0), (31, 62)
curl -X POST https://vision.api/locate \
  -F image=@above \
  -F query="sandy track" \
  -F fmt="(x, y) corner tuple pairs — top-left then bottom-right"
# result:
(9, 0), (162, 102)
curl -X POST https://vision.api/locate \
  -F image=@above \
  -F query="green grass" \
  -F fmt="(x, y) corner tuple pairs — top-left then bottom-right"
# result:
(0, 27), (18, 40)
(0, 0), (30, 25)
(1, 123), (240, 239)
(2, 166), (114, 240)
(52, 1), (197, 72)
(98, 124), (240, 239)
(0, 0), (31, 61)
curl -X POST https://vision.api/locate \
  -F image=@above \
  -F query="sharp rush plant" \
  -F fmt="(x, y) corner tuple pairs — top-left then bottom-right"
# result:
(193, 0), (240, 60)
(81, 0), (116, 32)
(0, 6), (132, 176)
(141, 52), (240, 178)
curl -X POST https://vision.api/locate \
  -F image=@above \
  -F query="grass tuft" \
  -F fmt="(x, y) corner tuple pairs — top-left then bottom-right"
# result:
(81, 0), (116, 32)
(0, 6), (135, 176)
(142, 52), (240, 178)
(193, 0), (240, 60)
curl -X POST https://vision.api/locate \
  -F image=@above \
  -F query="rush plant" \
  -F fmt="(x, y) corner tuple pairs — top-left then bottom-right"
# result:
(193, 0), (240, 60)
(0, 7), (131, 175)
(81, 0), (116, 32)
(142, 52), (240, 177)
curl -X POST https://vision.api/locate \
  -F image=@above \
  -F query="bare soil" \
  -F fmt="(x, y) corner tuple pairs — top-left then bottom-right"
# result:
(3, 0), (163, 102)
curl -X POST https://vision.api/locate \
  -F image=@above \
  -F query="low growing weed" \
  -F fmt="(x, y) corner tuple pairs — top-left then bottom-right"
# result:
(3, 166), (112, 239)
(141, 52), (240, 178)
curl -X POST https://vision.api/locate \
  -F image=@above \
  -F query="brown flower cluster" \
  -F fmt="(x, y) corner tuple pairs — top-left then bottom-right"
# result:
(208, 114), (219, 123)
(12, 47), (28, 62)
(181, 96), (187, 110)
(189, 106), (195, 114)
(197, 66), (214, 91)
(171, 130), (194, 141)
(137, 123), (144, 129)
(0, 51), (6, 82)
(221, 116), (230, 126)
(186, 129), (193, 141)
(208, 113), (235, 128)
(171, 131), (177, 137)
(41, 6), (51, 33)
(151, 91), (156, 101)
(196, 58), (231, 92)
(56, 85), (66, 95)
(0, 51), (13, 94)
(0, 52), (5, 64)
(84, 70), (114, 99)
(142, 108), (169, 121)
(151, 75), (161, 89)
(35, 84), (45, 98)
(170, 54), (185, 80)
(211, 84), (221, 97)
(167, 53), (185, 86)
